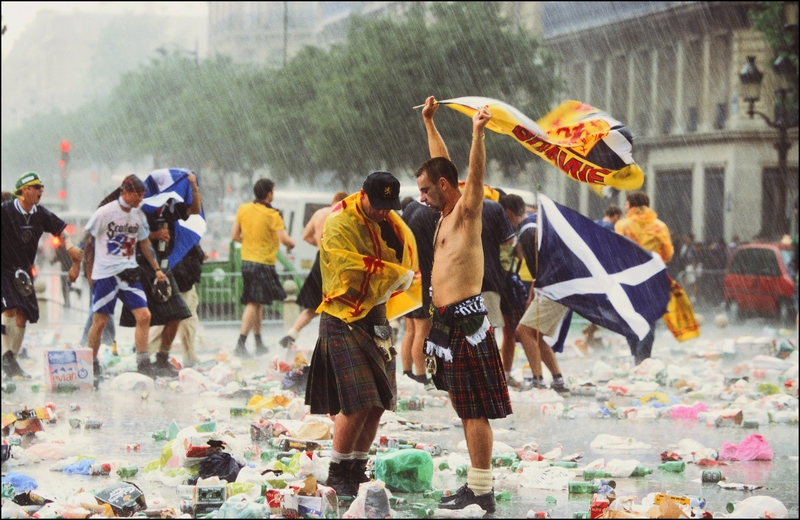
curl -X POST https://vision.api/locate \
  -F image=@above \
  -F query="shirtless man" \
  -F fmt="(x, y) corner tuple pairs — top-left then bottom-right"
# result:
(415, 96), (512, 514)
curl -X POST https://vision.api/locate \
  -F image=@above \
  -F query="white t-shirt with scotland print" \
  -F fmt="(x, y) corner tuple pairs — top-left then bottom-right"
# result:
(85, 200), (150, 280)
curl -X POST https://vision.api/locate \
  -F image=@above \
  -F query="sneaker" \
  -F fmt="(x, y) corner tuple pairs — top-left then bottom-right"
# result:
(233, 343), (251, 358)
(326, 461), (359, 497)
(137, 358), (157, 378)
(550, 379), (570, 395)
(506, 375), (533, 391)
(154, 352), (179, 378)
(438, 485), (495, 514)
(2, 350), (31, 379)
(255, 342), (269, 357)
(278, 335), (294, 349)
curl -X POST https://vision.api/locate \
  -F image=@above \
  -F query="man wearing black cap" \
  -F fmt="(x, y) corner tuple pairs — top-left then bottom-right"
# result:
(305, 171), (420, 496)
(2, 172), (83, 379)
(83, 175), (166, 381)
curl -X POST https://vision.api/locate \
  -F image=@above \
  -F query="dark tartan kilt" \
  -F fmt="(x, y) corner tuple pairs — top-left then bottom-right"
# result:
(296, 252), (323, 311)
(240, 260), (286, 305)
(305, 312), (397, 415)
(120, 269), (191, 327)
(1, 269), (39, 323)
(439, 324), (512, 420)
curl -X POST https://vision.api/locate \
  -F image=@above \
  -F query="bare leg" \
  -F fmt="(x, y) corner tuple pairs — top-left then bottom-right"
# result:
(87, 313), (111, 359)
(500, 318), (516, 372)
(400, 318), (415, 373)
(239, 303), (260, 336)
(411, 317), (431, 376)
(131, 307), (152, 353)
(332, 407), (385, 453)
(253, 304), (263, 335)
(462, 416), (493, 469)
(291, 308), (316, 333)
(159, 320), (180, 352)
(516, 323), (543, 377)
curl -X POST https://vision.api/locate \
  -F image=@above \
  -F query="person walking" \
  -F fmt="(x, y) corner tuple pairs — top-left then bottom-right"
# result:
(83, 175), (165, 381)
(416, 96), (511, 514)
(614, 191), (674, 364)
(500, 194), (570, 393)
(278, 190), (348, 350)
(231, 179), (295, 357)
(399, 199), (438, 385)
(304, 171), (419, 497)
(2, 172), (83, 379)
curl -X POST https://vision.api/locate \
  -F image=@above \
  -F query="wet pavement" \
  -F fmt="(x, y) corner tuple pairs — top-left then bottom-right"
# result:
(2, 282), (798, 518)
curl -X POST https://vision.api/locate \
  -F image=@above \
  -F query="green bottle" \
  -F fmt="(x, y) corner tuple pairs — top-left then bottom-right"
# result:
(116, 465), (138, 479)
(552, 461), (578, 469)
(492, 453), (517, 468)
(456, 464), (469, 477)
(438, 460), (450, 471)
(411, 503), (434, 518)
(495, 489), (513, 501)
(569, 482), (599, 494)
(422, 489), (442, 500)
(152, 429), (168, 441)
(657, 461), (686, 473)
(573, 512), (590, 519)
(630, 465), (653, 477)
(582, 469), (613, 481)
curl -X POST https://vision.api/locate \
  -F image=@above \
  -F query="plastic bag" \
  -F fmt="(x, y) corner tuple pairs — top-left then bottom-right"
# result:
(62, 457), (97, 475)
(374, 449), (433, 492)
(109, 372), (155, 392)
(197, 452), (243, 483)
(3, 472), (37, 493)
(342, 480), (394, 519)
(669, 402), (707, 420)
(719, 434), (774, 461)
(216, 493), (268, 518)
(726, 496), (788, 518)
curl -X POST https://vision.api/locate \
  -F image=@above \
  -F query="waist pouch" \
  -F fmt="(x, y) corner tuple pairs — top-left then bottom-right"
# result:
(13, 269), (34, 297)
(117, 267), (142, 285)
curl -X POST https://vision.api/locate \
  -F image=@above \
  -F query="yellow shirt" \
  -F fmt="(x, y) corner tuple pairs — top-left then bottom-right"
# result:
(235, 201), (285, 265)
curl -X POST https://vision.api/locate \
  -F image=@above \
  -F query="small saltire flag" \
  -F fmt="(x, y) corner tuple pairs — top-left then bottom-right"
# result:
(435, 97), (644, 191)
(534, 194), (670, 341)
(141, 168), (206, 268)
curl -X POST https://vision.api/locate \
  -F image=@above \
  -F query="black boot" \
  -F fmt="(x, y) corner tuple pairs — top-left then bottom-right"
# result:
(2, 350), (31, 379)
(233, 341), (250, 358)
(154, 352), (179, 378)
(351, 458), (370, 487)
(326, 461), (358, 497)
(254, 337), (269, 356)
(93, 359), (103, 389)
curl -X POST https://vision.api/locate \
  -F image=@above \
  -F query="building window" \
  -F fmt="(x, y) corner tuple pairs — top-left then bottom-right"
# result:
(687, 106), (698, 133)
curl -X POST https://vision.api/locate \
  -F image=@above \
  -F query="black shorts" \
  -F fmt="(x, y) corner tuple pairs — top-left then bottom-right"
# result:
(1, 269), (39, 323)
(120, 269), (192, 327)
(241, 261), (286, 305)
(296, 253), (322, 311)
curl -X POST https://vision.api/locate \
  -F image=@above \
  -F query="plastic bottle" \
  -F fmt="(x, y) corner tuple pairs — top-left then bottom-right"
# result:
(411, 503), (434, 518)
(657, 461), (685, 473)
(116, 466), (138, 479)
(493, 453), (517, 468)
(569, 482), (599, 494)
(583, 469), (612, 481)
(551, 461), (578, 469)
(630, 465), (653, 477)
(422, 489), (443, 501)
(495, 489), (513, 501)
(456, 464), (469, 477)
(726, 497), (788, 518)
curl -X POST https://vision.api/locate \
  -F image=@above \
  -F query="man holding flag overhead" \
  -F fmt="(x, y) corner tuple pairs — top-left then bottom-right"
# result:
(305, 171), (421, 497)
(119, 169), (203, 378)
(417, 97), (511, 515)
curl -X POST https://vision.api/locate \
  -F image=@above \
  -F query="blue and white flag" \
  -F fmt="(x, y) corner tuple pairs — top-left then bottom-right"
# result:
(534, 194), (670, 341)
(141, 168), (206, 268)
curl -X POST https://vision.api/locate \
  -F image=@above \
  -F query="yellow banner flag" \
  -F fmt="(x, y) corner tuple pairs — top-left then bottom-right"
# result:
(437, 97), (644, 191)
(317, 193), (422, 322)
(662, 278), (700, 342)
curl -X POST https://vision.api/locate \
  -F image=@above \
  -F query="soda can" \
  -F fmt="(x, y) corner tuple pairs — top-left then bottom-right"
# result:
(85, 419), (103, 429)
(125, 444), (141, 452)
(69, 403), (81, 412)
(90, 462), (111, 475)
(416, 443), (442, 456)
(701, 470), (723, 483)
(527, 511), (549, 519)
(69, 418), (83, 429)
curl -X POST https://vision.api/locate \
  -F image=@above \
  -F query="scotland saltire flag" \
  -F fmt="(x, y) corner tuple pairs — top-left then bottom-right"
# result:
(534, 194), (670, 341)
(141, 168), (206, 268)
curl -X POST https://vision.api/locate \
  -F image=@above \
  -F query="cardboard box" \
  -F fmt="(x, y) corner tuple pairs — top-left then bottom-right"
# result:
(44, 349), (93, 391)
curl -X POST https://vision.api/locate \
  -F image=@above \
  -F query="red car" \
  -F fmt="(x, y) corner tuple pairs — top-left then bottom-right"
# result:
(723, 243), (796, 323)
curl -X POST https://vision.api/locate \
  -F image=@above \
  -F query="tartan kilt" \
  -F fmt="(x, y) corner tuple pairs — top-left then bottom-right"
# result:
(440, 325), (512, 420)
(120, 269), (191, 327)
(1, 269), (39, 323)
(296, 252), (322, 311)
(240, 260), (286, 305)
(305, 312), (397, 415)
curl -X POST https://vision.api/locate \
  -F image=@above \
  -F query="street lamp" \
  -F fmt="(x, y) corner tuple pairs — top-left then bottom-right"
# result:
(738, 55), (797, 236)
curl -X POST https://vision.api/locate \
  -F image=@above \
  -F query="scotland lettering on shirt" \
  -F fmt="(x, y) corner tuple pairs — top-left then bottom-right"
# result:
(85, 201), (149, 280)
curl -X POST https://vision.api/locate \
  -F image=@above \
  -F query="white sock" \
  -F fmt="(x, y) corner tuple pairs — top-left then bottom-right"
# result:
(352, 451), (369, 461)
(330, 449), (352, 464)
(467, 467), (493, 496)
(287, 328), (299, 340)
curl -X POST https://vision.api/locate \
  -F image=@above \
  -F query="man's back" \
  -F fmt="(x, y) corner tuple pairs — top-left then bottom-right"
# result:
(481, 199), (515, 293)
(235, 201), (284, 265)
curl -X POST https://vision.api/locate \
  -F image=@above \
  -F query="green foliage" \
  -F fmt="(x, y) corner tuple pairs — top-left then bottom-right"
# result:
(749, 2), (798, 99)
(1, 2), (561, 194)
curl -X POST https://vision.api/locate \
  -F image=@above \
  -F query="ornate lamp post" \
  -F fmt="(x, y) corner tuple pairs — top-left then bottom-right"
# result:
(739, 55), (797, 236)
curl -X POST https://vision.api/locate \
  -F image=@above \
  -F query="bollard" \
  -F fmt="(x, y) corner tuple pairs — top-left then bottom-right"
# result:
(282, 280), (300, 331)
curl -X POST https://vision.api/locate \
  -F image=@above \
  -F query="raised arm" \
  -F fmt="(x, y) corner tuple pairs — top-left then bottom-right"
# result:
(422, 96), (449, 160)
(187, 173), (202, 216)
(461, 105), (492, 212)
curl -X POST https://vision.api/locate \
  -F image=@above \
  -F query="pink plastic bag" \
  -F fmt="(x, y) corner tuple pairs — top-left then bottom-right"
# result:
(669, 402), (707, 420)
(719, 434), (774, 461)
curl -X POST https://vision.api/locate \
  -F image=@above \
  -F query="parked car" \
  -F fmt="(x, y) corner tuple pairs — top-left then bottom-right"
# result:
(723, 243), (795, 324)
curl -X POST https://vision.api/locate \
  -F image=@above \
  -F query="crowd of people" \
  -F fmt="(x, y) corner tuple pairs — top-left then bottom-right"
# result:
(2, 94), (798, 514)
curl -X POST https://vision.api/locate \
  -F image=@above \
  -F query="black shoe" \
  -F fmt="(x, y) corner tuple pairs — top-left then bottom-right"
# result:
(154, 352), (179, 378)
(551, 378), (570, 395)
(17, 347), (30, 360)
(326, 461), (359, 497)
(137, 358), (157, 378)
(2, 351), (31, 379)
(93, 359), (103, 389)
(350, 458), (370, 486)
(411, 373), (429, 385)
(278, 335), (294, 349)
(255, 342), (269, 356)
(233, 343), (251, 358)
(440, 483), (469, 504)
(438, 485), (495, 514)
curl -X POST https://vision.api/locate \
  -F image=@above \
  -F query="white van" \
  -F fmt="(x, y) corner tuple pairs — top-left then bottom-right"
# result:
(271, 190), (345, 273)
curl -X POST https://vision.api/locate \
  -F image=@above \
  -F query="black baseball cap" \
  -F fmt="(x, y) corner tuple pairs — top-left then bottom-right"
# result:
(362, 171), (401, 211)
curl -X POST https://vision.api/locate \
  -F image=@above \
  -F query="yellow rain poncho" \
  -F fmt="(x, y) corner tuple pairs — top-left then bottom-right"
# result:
(317, 193), (422, 322)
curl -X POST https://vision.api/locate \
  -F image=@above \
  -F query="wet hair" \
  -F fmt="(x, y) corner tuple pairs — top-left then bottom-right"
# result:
(605, 204), (622, 218)
(499, 194), (526, 217)
(332, 190), (348, 204)
(401, 196), (415, 211)
(253, 178), (274, 200)
(1, 191), (13, 203)
(415, 157), (459, 188)
(627, 191), (650, 208)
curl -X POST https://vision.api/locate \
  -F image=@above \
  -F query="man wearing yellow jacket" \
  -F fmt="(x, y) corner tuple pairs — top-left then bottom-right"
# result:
(615, 191), (674, 364)
(305, 171), (420, 496)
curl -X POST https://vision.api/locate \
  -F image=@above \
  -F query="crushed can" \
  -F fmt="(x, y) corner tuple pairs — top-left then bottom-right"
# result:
(250, 420), (273, 442)
(85, 418), (103, 429)
(701, 469), (723, 483)
(69, 418), (83, 429)
(194, 486), (227, 516)
(125, 444), (141, 452)
(90, 462), (112, 475)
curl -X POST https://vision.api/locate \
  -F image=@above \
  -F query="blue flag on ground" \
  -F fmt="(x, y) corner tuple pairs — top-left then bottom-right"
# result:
(141, 168), (206, 268)
(534, 194), (670, 341)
